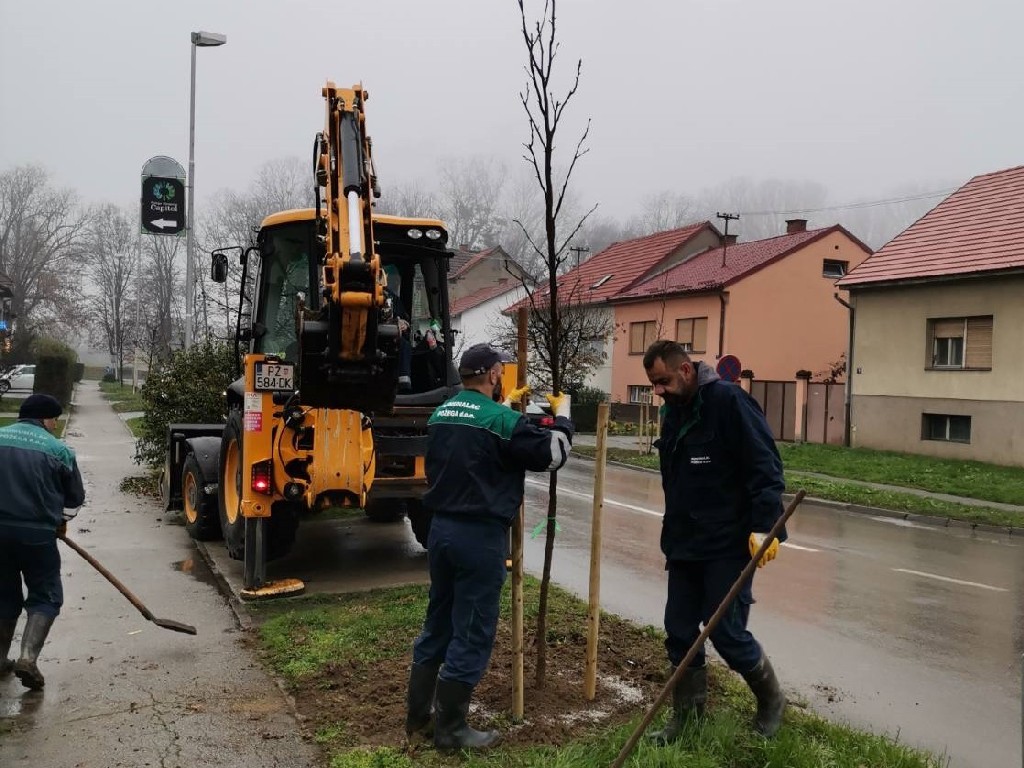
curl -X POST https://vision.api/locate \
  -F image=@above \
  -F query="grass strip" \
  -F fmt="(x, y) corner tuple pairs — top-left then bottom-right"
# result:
(571, 446), (1022, 529)
(98, 380), (147, 412)
(253, 580), (940, 768)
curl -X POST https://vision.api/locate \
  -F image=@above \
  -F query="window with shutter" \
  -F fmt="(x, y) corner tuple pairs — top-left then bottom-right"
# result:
(674, 317), (708, 353)
(629, 321), (657, 355)
(925, 316), (993, 370)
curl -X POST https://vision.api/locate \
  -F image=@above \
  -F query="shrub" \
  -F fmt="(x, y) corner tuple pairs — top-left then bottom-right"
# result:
(32, 337), (78, 406)
(568, 385), (607, 405)
(133, 343), (238, 466)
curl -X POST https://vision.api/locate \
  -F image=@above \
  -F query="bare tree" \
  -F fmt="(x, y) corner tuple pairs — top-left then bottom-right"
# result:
(0, 165), (87, 353)
(84, 204), (138, 379)
(139, 235), (181, 360)
(197, 157), (313, 341)
(626, 190), (698, 237)
(436, 156), (508, 249)
(516, 0), (599, 688)
(374, 180), (440, 219)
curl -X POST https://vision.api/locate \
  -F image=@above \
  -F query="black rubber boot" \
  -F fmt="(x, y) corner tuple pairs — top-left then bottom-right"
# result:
(405, 662), (439, 742)
(13, 613), (55, 691)
(433, 677), (500, 752)
(741, 655), (786, 737)
(0, 617), (17, 676)
(647, 665), (708, 745)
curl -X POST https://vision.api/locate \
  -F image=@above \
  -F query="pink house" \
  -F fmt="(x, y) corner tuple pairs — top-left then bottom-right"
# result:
(609, 221), (871, 404)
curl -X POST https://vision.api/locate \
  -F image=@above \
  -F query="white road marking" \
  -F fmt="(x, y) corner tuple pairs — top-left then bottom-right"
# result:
(893, 568), (1007, 592)
(525, 477), (820, 551)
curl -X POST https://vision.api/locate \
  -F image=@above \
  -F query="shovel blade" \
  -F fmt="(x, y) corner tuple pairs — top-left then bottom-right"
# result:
(152, 618), (197, 635)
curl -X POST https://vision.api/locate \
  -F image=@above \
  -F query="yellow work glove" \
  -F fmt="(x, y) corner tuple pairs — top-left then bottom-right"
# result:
(748, 532), (778, 568)
(544, 392), (571, 419)
(503, 385), (531, 407)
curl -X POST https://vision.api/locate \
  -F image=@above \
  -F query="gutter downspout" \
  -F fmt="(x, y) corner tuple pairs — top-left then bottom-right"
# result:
(718, 291), (727, 358)
(834, 292), (854, 447)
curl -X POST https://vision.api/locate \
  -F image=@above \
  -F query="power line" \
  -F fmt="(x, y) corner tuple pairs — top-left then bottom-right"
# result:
(737, 187), (958, 217)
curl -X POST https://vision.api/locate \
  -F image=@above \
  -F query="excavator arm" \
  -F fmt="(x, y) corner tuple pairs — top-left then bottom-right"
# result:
(301, 82), (400, 413)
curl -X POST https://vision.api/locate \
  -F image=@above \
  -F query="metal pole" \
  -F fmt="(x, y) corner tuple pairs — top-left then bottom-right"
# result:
(185, 40), (197, 349)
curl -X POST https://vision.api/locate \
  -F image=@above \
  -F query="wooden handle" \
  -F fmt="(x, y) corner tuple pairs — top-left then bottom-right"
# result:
(60, 534), (156, 622)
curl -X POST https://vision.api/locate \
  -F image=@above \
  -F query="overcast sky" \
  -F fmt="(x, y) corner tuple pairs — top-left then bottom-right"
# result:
(2, 0), (1022, 222)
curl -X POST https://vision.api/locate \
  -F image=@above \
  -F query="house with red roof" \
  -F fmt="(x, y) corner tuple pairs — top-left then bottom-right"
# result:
(448, 245), (534, 354)
(609, 220), (871, 404)
(838, 165), (1024, 465)
(509, 222), (724, 392)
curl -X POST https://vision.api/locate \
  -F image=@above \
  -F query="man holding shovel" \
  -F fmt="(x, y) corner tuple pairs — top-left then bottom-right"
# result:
(643, 340), (787, 740)
(0, 393), (85, 690)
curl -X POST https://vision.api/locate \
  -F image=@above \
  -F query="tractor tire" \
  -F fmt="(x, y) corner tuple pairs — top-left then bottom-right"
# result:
(218, 410), (246, 560)
(217, 410), (301, 562)
(407, 500), (432, 549)
(182, 453), (222, 541)
(365, 498), (405, 524)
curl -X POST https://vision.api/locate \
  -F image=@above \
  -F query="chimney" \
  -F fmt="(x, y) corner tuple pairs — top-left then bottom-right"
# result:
(785, 219), (807, 234)
(724, 234), (738, 245)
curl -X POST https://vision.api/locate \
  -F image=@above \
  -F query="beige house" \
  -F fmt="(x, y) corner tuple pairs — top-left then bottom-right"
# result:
(838, 165), (1024, 466)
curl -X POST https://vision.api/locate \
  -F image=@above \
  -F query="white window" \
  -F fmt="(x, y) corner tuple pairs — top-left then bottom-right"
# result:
(926, 316), (993, 370)
(628, 385), (653, 404)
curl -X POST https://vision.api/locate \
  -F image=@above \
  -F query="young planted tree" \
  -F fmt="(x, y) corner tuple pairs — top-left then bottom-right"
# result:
(515, 0), (600, 687)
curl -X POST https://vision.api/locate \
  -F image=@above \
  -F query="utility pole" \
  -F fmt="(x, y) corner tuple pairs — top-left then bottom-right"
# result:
(569, 245), (590, 269)
(716, 212), (739, 268)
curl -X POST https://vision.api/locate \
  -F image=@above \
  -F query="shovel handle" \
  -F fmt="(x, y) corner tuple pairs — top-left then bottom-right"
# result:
(609, 490), (806, 768)
(59, 533), (156, 622)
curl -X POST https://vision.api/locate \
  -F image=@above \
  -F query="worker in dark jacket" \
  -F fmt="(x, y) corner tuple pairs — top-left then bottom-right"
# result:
(406, 343), (573, 751)
(643, 340), (787, 741)
(0, 393), (86, 690)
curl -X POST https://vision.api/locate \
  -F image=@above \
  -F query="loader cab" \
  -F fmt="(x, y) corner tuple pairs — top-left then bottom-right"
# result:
(243, 209), (458, 403)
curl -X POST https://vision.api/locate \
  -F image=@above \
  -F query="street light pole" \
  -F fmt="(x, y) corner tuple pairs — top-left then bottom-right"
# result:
(185, 30), (226, 349)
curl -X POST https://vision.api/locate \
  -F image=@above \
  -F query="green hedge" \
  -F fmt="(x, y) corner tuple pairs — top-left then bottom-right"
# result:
(32, 338), (78, 406)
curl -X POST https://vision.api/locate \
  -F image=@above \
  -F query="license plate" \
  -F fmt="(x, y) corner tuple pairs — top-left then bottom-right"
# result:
(254, 363), (294, 392)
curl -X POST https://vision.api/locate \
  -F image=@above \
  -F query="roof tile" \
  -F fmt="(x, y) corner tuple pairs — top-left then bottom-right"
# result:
(839, 165), (1024, 287)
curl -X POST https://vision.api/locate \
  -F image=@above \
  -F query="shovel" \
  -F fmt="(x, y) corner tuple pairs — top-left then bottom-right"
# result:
(609, 490), (806, 768)
(59, 533), (197, 636)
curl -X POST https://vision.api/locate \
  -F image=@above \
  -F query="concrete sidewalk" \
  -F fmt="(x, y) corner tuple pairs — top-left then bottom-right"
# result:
(572, 433), (1024, 515)
(0, 382), (319, 768)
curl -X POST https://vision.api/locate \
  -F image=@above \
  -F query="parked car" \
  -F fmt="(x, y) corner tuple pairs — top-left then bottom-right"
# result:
(0, 364), (35, 393)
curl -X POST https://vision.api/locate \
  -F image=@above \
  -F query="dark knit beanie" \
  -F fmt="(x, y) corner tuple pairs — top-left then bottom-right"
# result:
(19, 394), (63, 420)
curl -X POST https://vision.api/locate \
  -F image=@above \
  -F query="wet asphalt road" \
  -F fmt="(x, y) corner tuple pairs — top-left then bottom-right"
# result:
(0, 385), (319, 767)
(520, 459), (1024, 768)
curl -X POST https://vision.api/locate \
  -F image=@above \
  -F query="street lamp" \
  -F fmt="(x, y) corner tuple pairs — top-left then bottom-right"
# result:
(185, 30), (227, 349)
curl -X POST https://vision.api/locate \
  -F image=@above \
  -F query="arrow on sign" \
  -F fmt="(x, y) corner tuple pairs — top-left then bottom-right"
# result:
(149, 219), (178, 230)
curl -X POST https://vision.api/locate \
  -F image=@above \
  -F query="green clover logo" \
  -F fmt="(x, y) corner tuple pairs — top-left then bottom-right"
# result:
(153, 181), (176, 201)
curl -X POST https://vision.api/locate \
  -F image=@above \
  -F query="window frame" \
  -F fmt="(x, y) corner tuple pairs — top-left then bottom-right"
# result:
(822, 259), (849, 278)
(674, 316), (708, 354)
(925, 315), (993, 371)
(921, 413), (972, 444)
(628, 384), (653, 404)
(628, 320), (659, 355)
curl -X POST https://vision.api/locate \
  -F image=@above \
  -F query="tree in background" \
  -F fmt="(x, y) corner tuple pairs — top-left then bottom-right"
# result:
(0, 165), (86, 357)
(84, 204), (138, 382)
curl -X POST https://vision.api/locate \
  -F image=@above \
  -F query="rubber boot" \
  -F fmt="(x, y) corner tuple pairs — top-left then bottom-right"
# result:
(13, 612), (55, 691)
(405, 662), (439, 743)
(433, 677), (500, 752)
(741, 655), (786, 737)
(647, 665), (708, 745)
(0, 617), (17, 676)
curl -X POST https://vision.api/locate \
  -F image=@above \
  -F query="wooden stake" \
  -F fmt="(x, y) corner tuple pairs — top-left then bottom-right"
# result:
(584, 402), (610, 700)
(512, 307), (529, 720)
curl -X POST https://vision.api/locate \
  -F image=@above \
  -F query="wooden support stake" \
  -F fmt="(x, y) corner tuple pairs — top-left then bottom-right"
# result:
(512, 307), (529, 720)
(584, 402), (610, 700)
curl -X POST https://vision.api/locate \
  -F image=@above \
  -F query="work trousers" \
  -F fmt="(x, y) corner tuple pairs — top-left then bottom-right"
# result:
(412, 514), (507, 686)
(0, 525), (63, 619)
(664, 556), (762, 674)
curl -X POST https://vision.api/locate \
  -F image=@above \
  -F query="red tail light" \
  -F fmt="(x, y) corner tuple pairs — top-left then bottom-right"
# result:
(251, 461), (272, 495)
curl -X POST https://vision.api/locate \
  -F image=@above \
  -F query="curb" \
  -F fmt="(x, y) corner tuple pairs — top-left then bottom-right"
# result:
(570, 449), (1024, 538)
